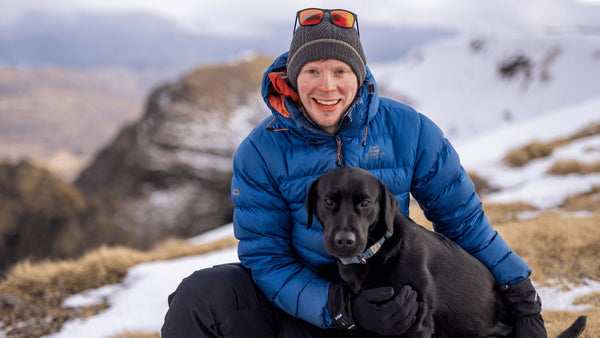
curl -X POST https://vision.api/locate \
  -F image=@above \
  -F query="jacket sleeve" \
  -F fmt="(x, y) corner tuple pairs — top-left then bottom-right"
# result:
(231, 137), (333, 328)
(410, 114), (531, 285)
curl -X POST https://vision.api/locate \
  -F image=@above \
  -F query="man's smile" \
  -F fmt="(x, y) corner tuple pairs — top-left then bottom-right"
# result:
(314, 99), (341, 107)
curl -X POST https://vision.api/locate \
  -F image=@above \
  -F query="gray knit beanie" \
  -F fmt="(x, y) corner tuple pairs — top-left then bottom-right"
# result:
(287, 10), (367, 90)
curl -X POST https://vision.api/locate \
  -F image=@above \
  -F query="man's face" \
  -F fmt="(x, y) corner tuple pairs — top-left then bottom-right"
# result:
(296, 59), (358, 134)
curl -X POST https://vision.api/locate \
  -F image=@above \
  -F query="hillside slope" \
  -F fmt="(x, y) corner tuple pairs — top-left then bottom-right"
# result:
(373, 34), (600, 141)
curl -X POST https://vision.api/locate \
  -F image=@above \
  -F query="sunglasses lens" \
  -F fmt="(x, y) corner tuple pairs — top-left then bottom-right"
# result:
(299, 9), (324, 25)
(331, 10), (355, 28)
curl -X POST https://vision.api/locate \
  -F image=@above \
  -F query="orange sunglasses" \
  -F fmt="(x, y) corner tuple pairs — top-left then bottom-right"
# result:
(294, 8), (359, 35)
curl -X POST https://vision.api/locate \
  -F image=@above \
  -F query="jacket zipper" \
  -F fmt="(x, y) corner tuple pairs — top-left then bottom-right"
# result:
(335, 136), (343, 166)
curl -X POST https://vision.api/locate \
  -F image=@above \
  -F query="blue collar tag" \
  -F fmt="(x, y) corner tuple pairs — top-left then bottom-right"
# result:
(338, 230), (393, 265)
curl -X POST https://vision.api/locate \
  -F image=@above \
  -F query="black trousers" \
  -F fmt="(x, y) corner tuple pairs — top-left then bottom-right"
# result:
(161, 263), (359, 338)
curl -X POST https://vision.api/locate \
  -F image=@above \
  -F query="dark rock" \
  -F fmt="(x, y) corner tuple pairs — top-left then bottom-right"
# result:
(0, 161), (88, 271)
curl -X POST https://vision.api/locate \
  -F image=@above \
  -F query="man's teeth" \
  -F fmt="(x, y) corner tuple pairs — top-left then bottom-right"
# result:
(316, 99), (339, 106)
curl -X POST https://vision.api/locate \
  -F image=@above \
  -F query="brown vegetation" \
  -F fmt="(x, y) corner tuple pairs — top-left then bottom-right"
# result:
(504, 141), (554, 167)
(0, 237), (237, 337)
(547, 160), (600, 175)
(0, 161), (88, 272)
(495, 189), (600, 337)
(504, 122), (600, 167)
(178, 55), (273, 115)
(560, 186), (600, 213)
(467, 170), (500, 195)
(545, 310), (599, 338)
(497, 211), (600, 285)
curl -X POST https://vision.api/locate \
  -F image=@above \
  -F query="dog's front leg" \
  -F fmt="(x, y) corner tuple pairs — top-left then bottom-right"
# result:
(337, 262), (368, 294)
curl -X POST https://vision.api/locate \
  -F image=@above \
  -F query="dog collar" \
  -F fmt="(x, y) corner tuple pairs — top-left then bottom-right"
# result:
(338, 230), (393, 265)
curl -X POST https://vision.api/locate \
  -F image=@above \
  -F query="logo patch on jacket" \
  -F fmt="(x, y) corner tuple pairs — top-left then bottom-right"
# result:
(365, 145), (385, 159)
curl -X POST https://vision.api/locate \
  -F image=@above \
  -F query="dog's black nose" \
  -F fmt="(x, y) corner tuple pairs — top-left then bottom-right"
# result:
(334, 231), (356, 248)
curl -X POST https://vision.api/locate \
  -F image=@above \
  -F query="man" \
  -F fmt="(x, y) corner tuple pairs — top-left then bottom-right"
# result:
(162, 8), (546, 337)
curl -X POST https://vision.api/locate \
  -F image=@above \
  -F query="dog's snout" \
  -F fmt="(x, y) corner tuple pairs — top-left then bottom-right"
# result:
(334, 231), (356, 249)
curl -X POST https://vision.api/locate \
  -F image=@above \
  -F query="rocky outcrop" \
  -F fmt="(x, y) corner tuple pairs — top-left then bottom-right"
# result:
(74, 56), (273, 248)
(0, 161), (87, 271)
(0, 160), (135, 271)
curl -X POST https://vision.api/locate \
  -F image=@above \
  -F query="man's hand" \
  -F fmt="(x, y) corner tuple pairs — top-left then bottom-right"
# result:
(501, 278), (548, 338)
(328, 284), (418, 335)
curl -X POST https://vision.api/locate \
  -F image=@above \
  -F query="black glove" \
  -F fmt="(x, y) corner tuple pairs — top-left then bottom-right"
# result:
(501, 278), (548, 338)
(328, 284), (418, 335)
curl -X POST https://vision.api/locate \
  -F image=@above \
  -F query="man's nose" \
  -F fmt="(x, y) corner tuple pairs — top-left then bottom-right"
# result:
(317, 73), (335, 91)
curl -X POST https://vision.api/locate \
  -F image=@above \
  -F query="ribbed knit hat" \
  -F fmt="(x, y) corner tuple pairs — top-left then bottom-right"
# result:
(287, 10), (367, 90)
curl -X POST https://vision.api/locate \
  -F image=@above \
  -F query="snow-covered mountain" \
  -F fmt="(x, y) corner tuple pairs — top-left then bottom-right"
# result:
(372, 33), (600, 141)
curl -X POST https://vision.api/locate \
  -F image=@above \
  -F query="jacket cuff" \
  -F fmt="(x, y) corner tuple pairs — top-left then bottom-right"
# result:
(327, 284), (358, 330)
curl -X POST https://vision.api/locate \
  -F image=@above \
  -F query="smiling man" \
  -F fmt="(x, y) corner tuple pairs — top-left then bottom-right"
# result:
(296, 59), (358, 134)
(162, 8), (547, 338)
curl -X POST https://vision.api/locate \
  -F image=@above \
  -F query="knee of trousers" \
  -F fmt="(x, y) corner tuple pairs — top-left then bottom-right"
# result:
(169, 263), (263, 312)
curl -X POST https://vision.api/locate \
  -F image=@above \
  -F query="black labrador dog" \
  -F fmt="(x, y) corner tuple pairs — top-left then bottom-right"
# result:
(306, 167), (586, 337)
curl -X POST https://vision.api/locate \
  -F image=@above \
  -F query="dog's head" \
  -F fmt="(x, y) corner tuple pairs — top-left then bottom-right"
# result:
(306, 167), (399, 258)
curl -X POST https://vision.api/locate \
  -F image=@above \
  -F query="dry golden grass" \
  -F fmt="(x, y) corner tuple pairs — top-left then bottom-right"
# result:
(494, 190), (599, 336)
(497, 211), (600, 284)
(575, 292), (600, 308)
(505, 141), (555, 167)
(1, 237), (237, 300)
(0, 236), (237, 337)
(504, 122), (600, 167)
(545, 310), (599, 338)
(483, 201), (539, 224)
(467, 170), (500, 195)
(547, 160), (600, 175)
(561, 186), (600, 213)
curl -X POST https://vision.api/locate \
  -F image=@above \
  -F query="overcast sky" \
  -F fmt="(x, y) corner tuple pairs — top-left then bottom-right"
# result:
(2, 0), (600, 36)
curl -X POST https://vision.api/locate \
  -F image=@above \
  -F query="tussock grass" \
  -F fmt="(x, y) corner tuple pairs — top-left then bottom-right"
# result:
(483, 201), (539, 224)
(545, 309), (599, 338)
(505, 141), (554, 167)
(497, 211), (600, 284)
(561, 186), (600, 213)
(467, 170), (500, 195)
(574, 292), (600, 308)
(409, 200), (540, 230)
(0, 236), (237, 337)
(504, 122), (600, 167)
(547, 159), (600, 175)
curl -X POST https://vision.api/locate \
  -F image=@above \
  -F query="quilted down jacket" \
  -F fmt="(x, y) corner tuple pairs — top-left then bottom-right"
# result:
(231, 52), (531, 328)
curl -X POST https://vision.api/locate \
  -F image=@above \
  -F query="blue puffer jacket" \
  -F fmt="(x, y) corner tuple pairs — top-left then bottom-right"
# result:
(231, 52), (531, 328)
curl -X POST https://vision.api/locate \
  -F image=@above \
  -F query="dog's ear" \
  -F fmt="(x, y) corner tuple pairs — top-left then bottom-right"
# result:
(379, 182), (399, 233)
(305, 177), (320, 229)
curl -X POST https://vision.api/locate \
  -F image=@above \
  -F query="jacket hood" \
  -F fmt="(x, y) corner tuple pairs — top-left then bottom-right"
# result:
(261, 52), (380, 139)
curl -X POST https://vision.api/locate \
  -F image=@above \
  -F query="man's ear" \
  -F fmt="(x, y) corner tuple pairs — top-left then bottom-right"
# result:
(379, 182), (399, 233)
(305, 178), (320, 229)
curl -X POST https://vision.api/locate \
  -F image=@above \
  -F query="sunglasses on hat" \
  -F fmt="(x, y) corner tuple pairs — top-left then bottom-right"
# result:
(293, 8), (359, 35)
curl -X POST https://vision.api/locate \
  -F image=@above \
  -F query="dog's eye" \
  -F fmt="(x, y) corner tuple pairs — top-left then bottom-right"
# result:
(360, 199), (370, 207)
(324, 198), (334, 206)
